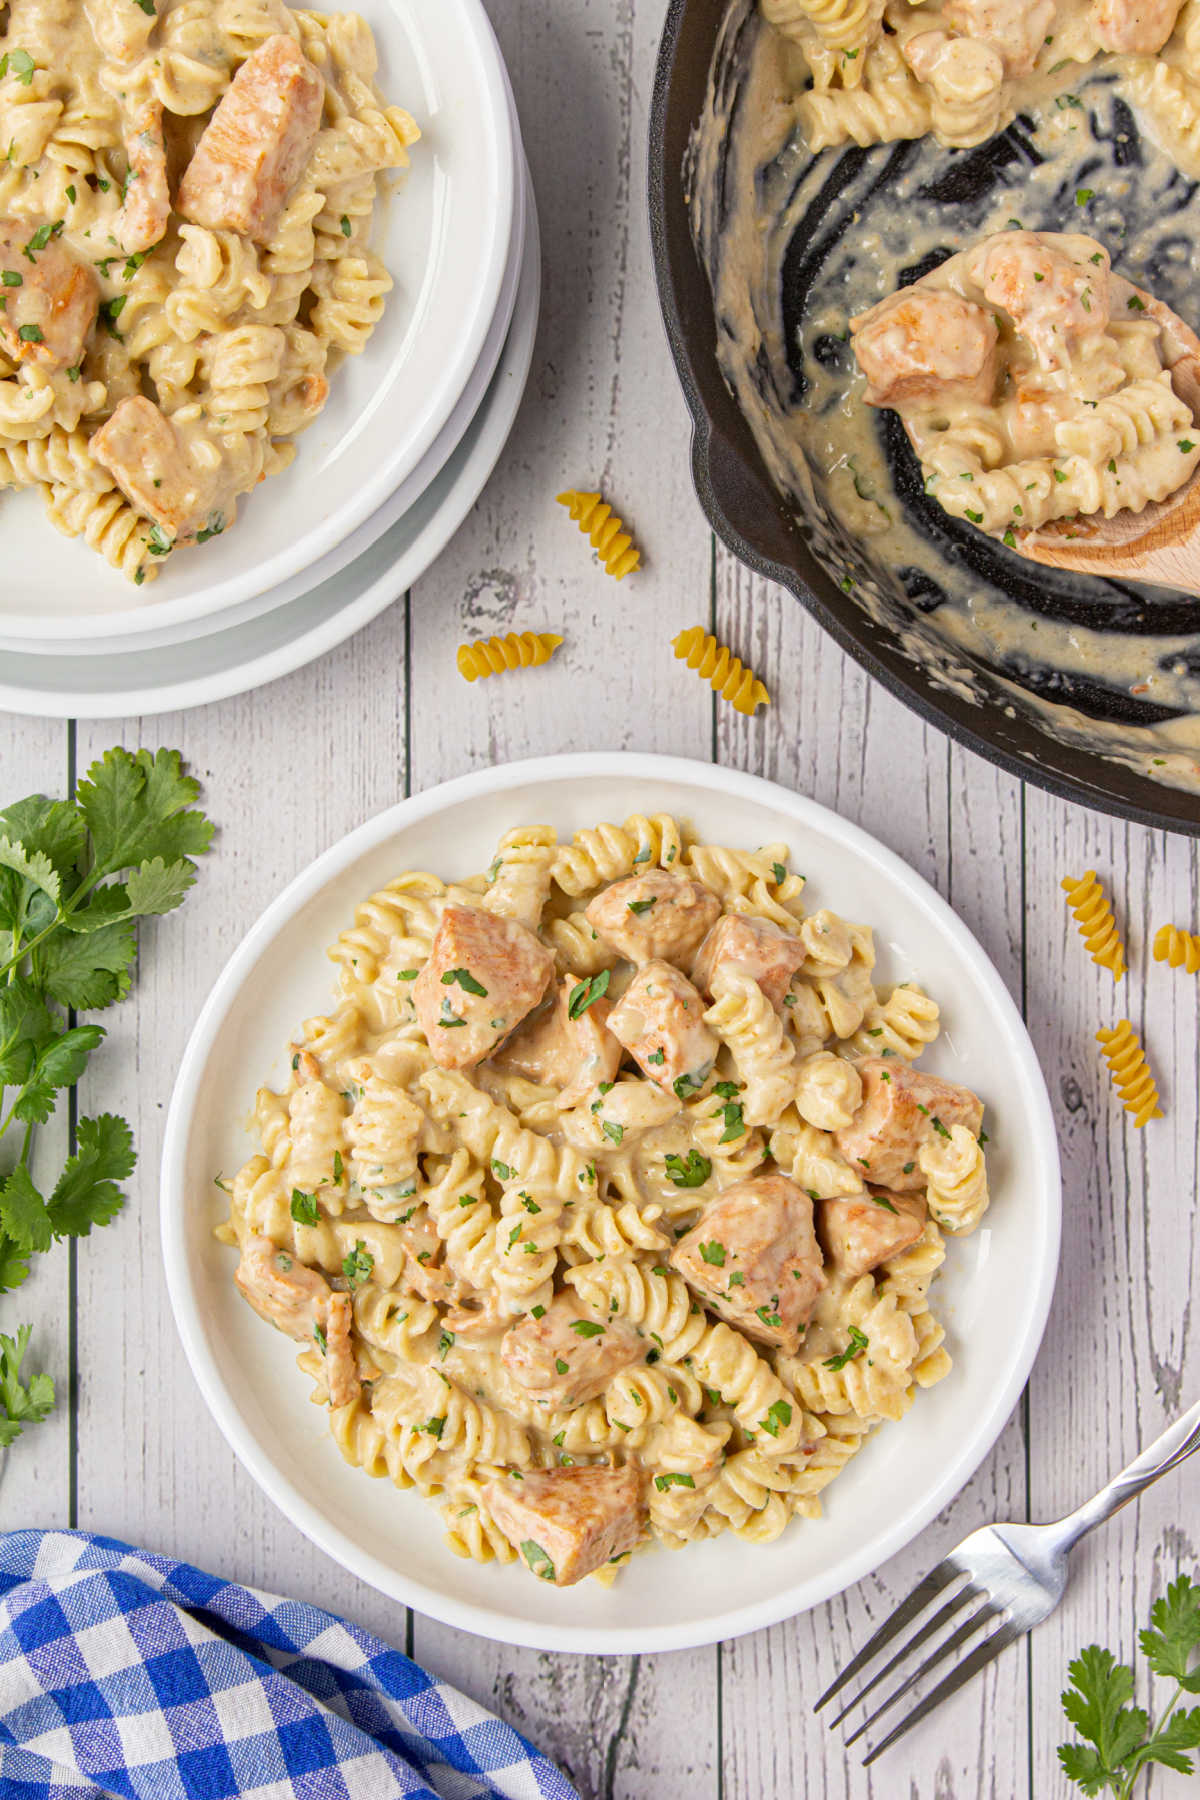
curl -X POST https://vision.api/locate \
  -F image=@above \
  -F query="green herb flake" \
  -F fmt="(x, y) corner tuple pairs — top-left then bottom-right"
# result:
(341, 1241), (373, 1289)
(570, 1319), (605, 1338)
(628, 897), (657, 915)
(824, 1325), (869, 1371)
(290, 1189), (319, 1225)
(441, 966), (488, 997)
(760, 1399), (792, 1438)
(654, 1472), (696, 1491)
(699, 1240), (726, 1268)
(567, 968), (610, 1019)
(664, 1150), (711, 1188)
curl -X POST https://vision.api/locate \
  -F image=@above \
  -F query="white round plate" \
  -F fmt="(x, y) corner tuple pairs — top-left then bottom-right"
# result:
(1, 137), (530, 662)
(0, 182), (539, 718)
(0, 0), (516, 645)
(161, 754), (1061, 1656)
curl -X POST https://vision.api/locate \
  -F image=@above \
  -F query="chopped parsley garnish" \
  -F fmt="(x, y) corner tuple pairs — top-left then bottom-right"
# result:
(147, 524), (173, 556)
(520, 1193), (541, 1214)
(1075, 188), (1093, 205)
(397, 968), (419, 980)
(664, 1150), (711, 1188)
(1, 270), (22, 287)
(760, 1399), (792, 1438)
(570, 1319), (605, 1338)
(673, 1070), (707, 1100)
(438, 1330), (454, 1360)
(932, 1116), (951, 1138)
(717, 1100), (746, 1143)
(1, 50), (36, 85)
(520, 1540), (555, 1581)
(772, 862), (786, 884)
(965, 509), (983, 524)
(699, 1240), (726, 1268)
(196, 514), (225, 544)
(628, 897), (657, 915)
(132, 0), (156, 15)
(492, 1159), (514, 1181)
(646, 1047), (665, 1065)
(16, 323), (42, 342)
(869, 1192), (899, 1214)
(340, 214), (352, 236)
(530, 1304), (545, 1319)
(601, 1119), (624, 1145)
(654, 1472), (696, 1491)
(824, 1325), (869, 1371)
(1180, 440), (1196, 454)
(290, 1189), (319, 1225)
(313, 1323), (326, 1353)
(441, 966), (488, 997)
(554, 1357), (569, 1375)
(1127, 295), (1146, 311)
(713, 1081), (741, 1100)
(727, 1271), (745, 1287)
(100, 294), (127, 335)
(342, 1241), (373, 1288)
(421, 1415), (446, 1438)
(756, 1301), (783, 1330)
(567, 969), (610, 1019)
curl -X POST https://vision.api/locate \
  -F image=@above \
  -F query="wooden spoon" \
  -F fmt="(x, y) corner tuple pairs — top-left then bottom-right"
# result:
(1009, 285), (1200, 598)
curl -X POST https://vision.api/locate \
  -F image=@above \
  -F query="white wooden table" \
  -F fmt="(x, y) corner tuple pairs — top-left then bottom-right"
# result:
(3, 1), (1199, 1791)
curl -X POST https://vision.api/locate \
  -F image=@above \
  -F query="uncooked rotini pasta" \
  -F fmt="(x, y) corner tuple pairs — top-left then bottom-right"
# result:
(1062, 870), (1128, 982)
(0, 0), (420, 584)
(456, 634), (564, 683)
(556, 488), (642, 580)
(219, 812), (990, 1585)
(672, 627), (771, 717)
(1153, 924), (1200, 974)
(1096, 1019), (1163, 1127)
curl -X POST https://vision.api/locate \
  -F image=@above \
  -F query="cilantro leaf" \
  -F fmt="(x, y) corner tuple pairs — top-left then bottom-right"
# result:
(125, 856), (199, 916)
(0, 834), (60, 909)
(0, 978), (55, 1086)
(13, 1024), (105, 1125)
(0, 795), (86, 880)
(40, 915), (137, 1010)
(76, 747), (213, 878)
(1140, 1575), (1200, 1691)
(0, 1238), (32, 1293)
(46, 1114), (135, 1238)
(0, 1164), (52, 1255)
(0, 1326), (55, 1448)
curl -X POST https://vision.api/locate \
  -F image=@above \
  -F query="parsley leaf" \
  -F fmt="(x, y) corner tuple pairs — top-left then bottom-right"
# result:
(823, 1325), (869, 1371)
(568, 969), (610, 1018)
(664, 1150), (711, 1188)
(0, 1325), (55, 1448)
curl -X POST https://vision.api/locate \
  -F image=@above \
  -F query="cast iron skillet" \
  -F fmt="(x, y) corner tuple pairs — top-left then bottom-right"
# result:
(648, 0), (1200, 836)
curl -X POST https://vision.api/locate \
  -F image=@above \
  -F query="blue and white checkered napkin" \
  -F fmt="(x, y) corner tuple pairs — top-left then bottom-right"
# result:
(0, 1530), (580, 1800)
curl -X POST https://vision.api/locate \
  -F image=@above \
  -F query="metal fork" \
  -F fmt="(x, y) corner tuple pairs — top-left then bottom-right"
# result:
(816, 1396), (1200, 1764)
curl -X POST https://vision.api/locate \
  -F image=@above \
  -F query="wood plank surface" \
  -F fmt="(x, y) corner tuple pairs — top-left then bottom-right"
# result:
(1, 0), (1199, 1793)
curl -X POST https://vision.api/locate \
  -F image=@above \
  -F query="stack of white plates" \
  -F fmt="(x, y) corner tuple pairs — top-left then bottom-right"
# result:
(0, 0), (538, 719)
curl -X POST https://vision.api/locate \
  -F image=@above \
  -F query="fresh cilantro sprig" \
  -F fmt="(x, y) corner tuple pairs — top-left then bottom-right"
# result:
(0, 747), (212, 1447)
(1059, 1573), (1200, 1797)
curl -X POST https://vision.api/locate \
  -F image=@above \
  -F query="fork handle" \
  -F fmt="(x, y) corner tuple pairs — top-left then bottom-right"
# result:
(1055, 1397), (1200, 1550)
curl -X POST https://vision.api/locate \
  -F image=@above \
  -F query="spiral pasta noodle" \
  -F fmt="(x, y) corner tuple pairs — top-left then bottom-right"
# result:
(671, 628), (771, 717)
(1153, 924), (1200, 974)
(456, 633), (564, 682)
(1096, 1020), (1163, 1127)
(1062, 872), (1128, 981)
(556, 488), (642, 579)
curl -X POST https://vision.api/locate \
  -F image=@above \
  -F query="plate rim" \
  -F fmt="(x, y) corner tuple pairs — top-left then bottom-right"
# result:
(0, 0), (517, 645)
(160, 751), (1062, 1655)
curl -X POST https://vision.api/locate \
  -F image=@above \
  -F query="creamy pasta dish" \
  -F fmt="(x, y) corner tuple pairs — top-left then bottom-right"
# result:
(762, 0), (1197, 162)
(0, 0), (418, 585)
(851, 229), (1200, 542)
(218, 817), (991, 1587)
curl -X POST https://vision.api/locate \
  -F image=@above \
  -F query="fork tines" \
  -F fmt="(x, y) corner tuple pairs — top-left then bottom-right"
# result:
(815, 1557), (1017, 1765)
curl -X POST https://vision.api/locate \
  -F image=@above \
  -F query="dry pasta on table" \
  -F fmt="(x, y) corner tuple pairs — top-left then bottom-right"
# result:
(218, 814), (994, 1586)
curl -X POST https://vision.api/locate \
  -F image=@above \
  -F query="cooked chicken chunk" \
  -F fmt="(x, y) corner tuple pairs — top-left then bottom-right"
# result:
(493, 975), (621, 1107)
(484, 1465), (646, 1586)
(585, 871), (721, 967)
(501, 1295), (642, 1410)
(90, 396), (220, 542)
(943, 0), (1055, 75)
(323, 1291), (361, 1408)
(177, 35), (324, 243)
(671, 1174), (825, 1354)
(818, 1191), (927, 1277)
(0, 223), (98, 374)
(1091, 0), (1181, 48)
(834, 1058), (983, 1191)
(606, 960), (718, 1097)
(970, 231), (1110, 372)
(234, 1234), (331, 1342)
(413, 905), (554, 1071)
(112, 102), (171, 254)
(852, 288), (999, 410)
(691, 914), (806, 1012)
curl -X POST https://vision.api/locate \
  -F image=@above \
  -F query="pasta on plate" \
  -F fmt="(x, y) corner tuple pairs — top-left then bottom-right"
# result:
(218, 824), (993, 1584)
(0, 0), (418, 585)
(218, 817), (993, 1587)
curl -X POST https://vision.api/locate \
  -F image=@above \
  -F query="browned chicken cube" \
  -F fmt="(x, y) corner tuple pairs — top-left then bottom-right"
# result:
(0, 223), (98, 374)
(501, 1295), (642, 1409)
(834, 1058), (984, 1191)
(1092, 0), (1181, 50)
(851, 289), (999, 410)
(970, 231), (1109, 373)
(943, 0), (1054, 74)
(692, 914), (806, 1012)
(484, 1465), (646, 1585)
(492, 974), (621, 1106)
(414, 905), (554, 1071)
(177, 35), (324, 243)
(323, 1291), (362, 1408)
(234, 1234), (331, 1343)
(113, 102), (171, 254)
(90, 396), (220, 543)
(818, 1191), (927, 1278)
(671, 1174), (825, 1354)
(585, 871), (720, 966)
(606, 960), (718, 1097)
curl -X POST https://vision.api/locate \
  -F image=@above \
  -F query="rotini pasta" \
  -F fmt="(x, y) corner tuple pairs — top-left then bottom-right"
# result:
(1096, 1019), (1163, 1127)
(1062, 870), (1128, 982)
(1153, 923), (1200, 974)
(220, 815), (990, 1585)
(672, 627), (771, 717)
(556, 488), (642, 580)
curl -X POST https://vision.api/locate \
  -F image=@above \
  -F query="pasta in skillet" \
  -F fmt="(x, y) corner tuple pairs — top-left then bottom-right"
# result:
(0, 0), (418, 584)
(217, 818), (993, 1586)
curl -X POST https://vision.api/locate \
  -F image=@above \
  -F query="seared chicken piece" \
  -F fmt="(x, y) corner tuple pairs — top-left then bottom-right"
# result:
(852, 288), (999, 410)
(178, 35), (324, 242)
(413, 905), (554, 1071)
(234, 1234), (331, 1342)
(691, 914), (806, 1012)
(484, 1465), (646, 1586)
(671, 1174), (825, 1354)
(1092, 0), (1181, 49)
(0, 223), (98, 374)
(606, 960), (718, 1097)
(323, 1291), (361, 1408)
(501, 1295), (642, 1410)
(834, 1058), (983, 1191)
(492, 974), (621, 1107)
(942, 0), (1055, 75)
(970, 231), (1110, 372)
(585, 871), (720, 967)
(818, 1191), (927, 1277)
(112, 102), (171, 254)
(90, 396), (220, 542)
